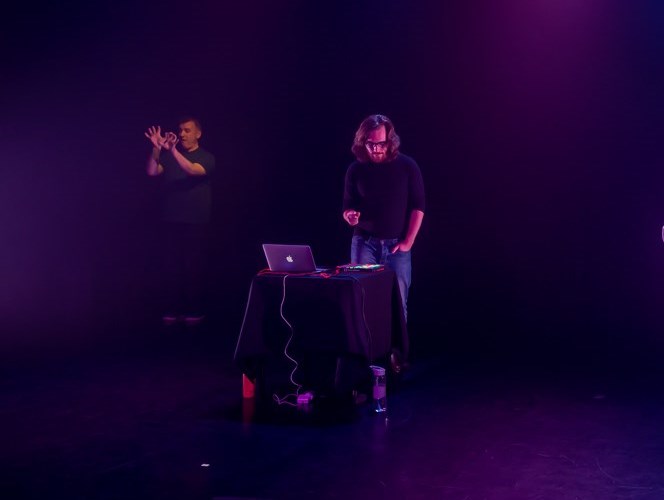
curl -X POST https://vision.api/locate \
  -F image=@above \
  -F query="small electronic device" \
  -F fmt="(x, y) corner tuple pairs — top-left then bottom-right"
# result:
(297, 391), (315, 405)
(339, 263), (384, 272)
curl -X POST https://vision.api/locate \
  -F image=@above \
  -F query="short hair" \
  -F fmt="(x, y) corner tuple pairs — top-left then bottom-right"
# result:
(178, 116), (202, 133)
(351, 114), (400, 162)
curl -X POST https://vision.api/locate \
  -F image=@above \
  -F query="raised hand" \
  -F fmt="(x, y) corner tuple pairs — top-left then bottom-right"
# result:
(144, 125), (167, 149)
(162, 131), (179, 151)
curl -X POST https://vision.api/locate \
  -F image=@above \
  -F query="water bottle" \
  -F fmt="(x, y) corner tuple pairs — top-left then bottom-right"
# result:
(370, 365), (387, 413)
(242, 374), (255, 399)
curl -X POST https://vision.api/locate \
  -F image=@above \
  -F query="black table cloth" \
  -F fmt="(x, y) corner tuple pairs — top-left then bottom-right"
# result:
(234, 268), (408, 380)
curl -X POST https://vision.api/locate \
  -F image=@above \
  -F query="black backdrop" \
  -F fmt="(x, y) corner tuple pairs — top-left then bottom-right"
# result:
(2, 0), (664, 367)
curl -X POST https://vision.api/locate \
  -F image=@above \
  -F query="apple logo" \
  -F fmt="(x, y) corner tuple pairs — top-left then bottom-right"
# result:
(286, 255), (294, 263)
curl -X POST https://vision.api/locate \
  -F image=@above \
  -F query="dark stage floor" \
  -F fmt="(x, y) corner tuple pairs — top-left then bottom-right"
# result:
(2, 324), (664, 499)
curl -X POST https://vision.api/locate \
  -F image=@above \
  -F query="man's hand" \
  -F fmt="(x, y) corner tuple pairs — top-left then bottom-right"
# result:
(392, 210), (424, 254)
(144, 126), (166, 149)
(343, 209), (361, 226)
(162, 132), (179, 151)
(391, 240), (413, 253)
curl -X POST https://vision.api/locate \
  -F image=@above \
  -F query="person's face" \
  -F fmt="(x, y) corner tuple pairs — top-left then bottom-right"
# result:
(179, 121), (201, 151)
(364, 125), (388, 163)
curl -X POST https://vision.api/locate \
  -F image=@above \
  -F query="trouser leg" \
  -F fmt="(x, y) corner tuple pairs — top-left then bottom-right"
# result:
(182, 223), (209, 317)
(162, 223), (183, 315)
(384, 247), (411, 322)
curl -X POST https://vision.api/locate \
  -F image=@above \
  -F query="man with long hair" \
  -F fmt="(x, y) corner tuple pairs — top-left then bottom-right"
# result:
(145, 117), (216, 326)
(342, 114), (425, 321)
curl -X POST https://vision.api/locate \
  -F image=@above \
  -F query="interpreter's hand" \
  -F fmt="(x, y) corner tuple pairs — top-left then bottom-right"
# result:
(343, 210), (361, 226)
(162, 132), (179, 151)
(144, 126), (166, 149)
(391, 240), (413, 253)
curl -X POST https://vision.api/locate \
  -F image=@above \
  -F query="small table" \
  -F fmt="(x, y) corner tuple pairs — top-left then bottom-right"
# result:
(234, 268), (408, 395)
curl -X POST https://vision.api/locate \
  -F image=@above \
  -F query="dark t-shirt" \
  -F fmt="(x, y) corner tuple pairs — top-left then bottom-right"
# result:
(159, 147), (216, 225)
(343, 153), (425, 239)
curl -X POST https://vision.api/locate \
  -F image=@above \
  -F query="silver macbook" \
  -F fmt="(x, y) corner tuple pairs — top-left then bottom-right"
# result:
(262, 244), (318, 273)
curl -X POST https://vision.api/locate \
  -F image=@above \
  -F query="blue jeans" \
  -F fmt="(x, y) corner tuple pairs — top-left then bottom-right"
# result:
(350, 235), (411, 321)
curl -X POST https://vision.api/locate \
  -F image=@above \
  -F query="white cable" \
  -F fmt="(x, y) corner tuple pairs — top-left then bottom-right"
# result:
(273, 274), (302, 406)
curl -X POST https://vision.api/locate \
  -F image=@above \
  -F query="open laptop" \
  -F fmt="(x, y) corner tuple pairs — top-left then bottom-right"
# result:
(262, 244), (320, 273)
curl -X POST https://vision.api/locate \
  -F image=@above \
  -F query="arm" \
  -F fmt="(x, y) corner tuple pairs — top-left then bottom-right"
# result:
(146, 146), (163, 176)
(163, 133), (207, 176)
(144, 126), (165, 176)
(342, 165), (360, 225)
(170, 147), (207, 176)
(392, 158), (425, 253)
(391, 209), (424, 253)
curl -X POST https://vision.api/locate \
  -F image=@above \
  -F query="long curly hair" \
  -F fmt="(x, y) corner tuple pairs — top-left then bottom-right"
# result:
(351, 114), (400, 162)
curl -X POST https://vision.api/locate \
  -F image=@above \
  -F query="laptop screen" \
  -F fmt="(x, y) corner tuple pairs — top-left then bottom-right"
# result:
(262, 244), (317, 273)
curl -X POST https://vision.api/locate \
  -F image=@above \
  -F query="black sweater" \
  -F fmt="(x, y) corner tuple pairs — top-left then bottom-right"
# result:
(343, 153), (425, 239)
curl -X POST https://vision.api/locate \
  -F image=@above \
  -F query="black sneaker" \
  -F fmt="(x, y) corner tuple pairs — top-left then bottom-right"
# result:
(183, 314), (205, 326)
(162, 314), (179, 326)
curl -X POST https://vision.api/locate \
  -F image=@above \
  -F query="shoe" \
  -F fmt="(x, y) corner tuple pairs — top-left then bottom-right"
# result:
(390, 349), (406, 375)
(183, 314), (205, 326)
(162, 314), (179, 326)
